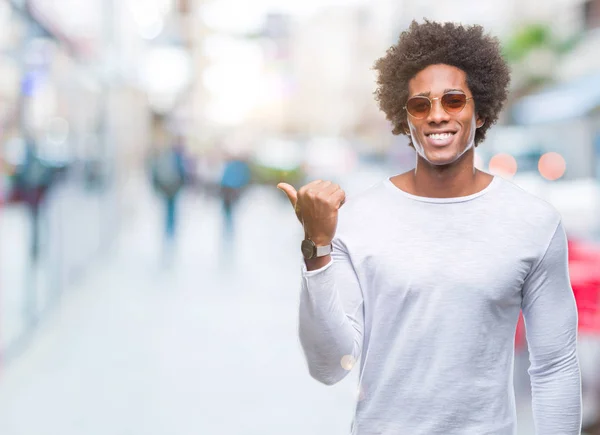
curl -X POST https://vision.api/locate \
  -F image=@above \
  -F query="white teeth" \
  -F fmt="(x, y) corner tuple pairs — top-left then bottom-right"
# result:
(428, 133), (454, 140)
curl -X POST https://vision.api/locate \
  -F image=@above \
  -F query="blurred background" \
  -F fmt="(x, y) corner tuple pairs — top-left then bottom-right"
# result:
(0, 0), (599, 433)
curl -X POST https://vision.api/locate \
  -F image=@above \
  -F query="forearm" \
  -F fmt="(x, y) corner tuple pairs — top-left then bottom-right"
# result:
(529, 345), (582, 434)
(299, 260), (363, 385)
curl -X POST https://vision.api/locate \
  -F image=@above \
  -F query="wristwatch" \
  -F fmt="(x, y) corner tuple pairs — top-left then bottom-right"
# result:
(301, 239), (332, 259)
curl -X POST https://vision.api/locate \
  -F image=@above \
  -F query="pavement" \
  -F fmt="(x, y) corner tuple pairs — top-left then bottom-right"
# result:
(0, 169), (577, 435)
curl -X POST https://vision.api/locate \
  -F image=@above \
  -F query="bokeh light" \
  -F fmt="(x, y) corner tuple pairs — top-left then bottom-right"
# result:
(538, 152), (566, 181)
(340, 355), (355, 371)
(488, 153), (518, 178)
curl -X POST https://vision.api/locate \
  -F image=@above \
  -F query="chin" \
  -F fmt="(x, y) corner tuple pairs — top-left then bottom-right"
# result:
(421, 148), (463, 166)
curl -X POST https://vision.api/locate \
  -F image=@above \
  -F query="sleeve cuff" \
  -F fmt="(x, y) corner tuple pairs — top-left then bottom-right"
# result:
(301, 257), (335, 277)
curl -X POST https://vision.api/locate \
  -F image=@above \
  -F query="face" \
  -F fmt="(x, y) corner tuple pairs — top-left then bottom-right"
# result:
(406, 64), (484, 167)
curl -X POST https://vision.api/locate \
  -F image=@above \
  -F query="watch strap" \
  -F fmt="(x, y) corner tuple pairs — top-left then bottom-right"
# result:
(314, 243), (333, 257)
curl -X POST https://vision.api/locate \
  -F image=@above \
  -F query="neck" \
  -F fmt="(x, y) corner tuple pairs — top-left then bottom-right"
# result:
(411, 150), (481, 198)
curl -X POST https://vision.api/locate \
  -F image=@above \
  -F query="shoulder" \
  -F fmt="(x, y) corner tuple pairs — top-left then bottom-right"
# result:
(495, 177), (560, 215)
(492, 176), (562, 237)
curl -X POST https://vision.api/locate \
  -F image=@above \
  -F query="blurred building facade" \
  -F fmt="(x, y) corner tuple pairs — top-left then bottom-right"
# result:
(0, 0), (159, 359)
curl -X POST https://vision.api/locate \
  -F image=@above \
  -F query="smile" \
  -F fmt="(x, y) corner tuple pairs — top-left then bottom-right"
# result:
(424, 131), (457, 147)
(426, 132), (456, 140)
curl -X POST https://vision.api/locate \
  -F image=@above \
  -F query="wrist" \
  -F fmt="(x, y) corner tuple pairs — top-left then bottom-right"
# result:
(303, 229), (332, 247)
(305, 235), (332, 247)
(301, 238), (332, 260)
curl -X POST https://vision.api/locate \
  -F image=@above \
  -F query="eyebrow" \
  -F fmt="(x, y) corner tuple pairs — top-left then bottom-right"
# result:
(412, 88), (465, 97)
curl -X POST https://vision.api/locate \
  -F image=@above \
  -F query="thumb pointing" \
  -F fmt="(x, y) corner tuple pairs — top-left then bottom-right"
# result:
(277, 182), (298, 207)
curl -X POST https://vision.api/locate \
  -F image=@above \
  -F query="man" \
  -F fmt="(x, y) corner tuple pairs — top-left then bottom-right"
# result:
(278, 20), (581, 434)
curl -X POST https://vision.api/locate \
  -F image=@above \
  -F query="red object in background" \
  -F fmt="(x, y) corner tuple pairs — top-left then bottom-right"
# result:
(515, 312), (526, 351)
(515, 238), (600, 350)
(568, 239), (600, 335)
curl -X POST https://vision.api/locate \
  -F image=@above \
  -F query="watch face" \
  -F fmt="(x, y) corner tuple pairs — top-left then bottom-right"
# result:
(301, 239), (315, 259)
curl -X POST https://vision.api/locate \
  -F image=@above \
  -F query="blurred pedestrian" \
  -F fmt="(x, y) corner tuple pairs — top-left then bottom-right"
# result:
(12, 136), (53, 262)
(278, 20), (581, 434)
(150, 135), (187, 247)
(219, 156), (251, 238)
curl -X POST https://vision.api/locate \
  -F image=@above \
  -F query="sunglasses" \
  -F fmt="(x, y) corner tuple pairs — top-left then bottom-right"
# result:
(404, 92), (474, 119)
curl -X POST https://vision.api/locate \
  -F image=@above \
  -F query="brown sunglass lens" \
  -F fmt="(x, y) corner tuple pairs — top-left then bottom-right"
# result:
(406, 97), (431, 118)
(441, 93), (467, 112)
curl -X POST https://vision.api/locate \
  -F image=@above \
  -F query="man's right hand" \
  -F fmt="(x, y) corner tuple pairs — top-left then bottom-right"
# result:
(277, 180), (346, 246)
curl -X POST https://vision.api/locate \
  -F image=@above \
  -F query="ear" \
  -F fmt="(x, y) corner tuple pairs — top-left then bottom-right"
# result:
(476, 116), (485, 129)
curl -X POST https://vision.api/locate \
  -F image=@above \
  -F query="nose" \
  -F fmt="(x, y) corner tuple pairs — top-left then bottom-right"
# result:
(427, 98), (450, 124)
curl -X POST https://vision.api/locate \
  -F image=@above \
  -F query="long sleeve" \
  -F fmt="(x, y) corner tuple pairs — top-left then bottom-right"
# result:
(521, 220), (582, 434)
(298, 236), (364, 386)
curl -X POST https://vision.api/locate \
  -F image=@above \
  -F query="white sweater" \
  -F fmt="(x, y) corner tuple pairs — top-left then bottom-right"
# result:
(299, 176), (581, 435)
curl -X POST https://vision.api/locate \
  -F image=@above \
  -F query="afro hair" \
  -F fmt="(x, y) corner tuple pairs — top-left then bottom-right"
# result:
(373, 19), (511, 147)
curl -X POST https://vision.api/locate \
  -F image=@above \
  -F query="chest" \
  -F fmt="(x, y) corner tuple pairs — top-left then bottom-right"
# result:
(353, 222), (533, 309)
